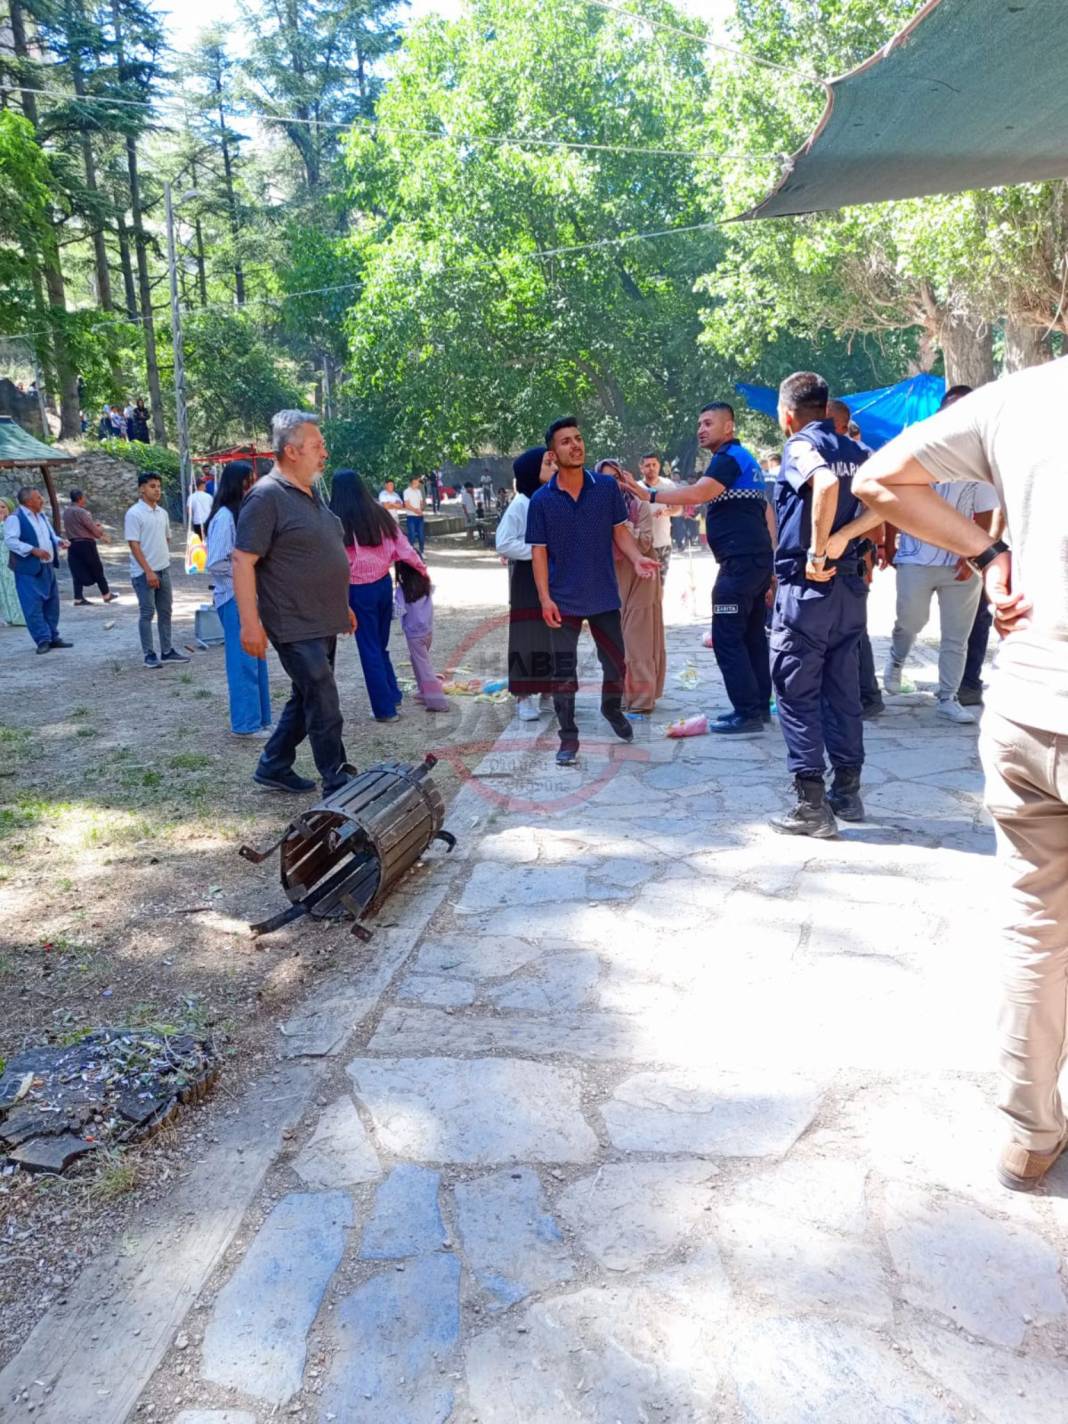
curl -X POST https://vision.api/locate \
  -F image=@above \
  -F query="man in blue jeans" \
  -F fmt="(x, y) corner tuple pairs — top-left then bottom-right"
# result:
(233, 410), (356, 795)
(2, 487), (72, 654)
(403, 475), (426, 555)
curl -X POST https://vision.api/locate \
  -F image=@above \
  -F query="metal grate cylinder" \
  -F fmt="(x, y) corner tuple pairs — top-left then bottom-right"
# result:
(240, 755), (454, 939)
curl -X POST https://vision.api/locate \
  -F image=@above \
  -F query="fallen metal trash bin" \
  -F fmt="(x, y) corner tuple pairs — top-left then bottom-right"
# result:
(240, 754), (455, 940)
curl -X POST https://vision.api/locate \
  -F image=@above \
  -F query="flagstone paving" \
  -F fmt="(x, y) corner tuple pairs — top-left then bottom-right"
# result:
(10, 578), (1068, 1423)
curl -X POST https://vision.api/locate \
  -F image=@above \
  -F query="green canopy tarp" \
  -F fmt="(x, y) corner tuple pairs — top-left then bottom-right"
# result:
(742, 0), (1068, 221)
(0, 416), (73, 467)
(0, 416), (74, 530)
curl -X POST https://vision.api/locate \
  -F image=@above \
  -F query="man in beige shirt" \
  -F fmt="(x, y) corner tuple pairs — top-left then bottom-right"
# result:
(852, 358), (1066, 1191)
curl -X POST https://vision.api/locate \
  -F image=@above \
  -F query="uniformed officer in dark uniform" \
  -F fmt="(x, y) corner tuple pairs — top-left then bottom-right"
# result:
(625, 401), (775, 734)
(769, 371), (873, 836)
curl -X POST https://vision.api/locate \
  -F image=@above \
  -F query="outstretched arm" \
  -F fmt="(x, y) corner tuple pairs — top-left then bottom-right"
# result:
(613, 522), (659, 578)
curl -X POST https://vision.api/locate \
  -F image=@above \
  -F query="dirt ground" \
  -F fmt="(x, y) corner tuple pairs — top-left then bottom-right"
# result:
(0, 532), (513, 1366)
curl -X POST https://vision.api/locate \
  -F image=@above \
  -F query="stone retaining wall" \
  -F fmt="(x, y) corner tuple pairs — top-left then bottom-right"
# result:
(0, 445), (142, 526)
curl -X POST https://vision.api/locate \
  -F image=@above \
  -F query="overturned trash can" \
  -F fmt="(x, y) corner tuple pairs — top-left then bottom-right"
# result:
(240, 754), (455, 940)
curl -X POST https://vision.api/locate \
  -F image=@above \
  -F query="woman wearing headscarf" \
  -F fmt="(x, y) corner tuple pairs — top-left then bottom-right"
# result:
(495, 446), (556, 720)
(0, 497), (26, 626)
(596, 458), (665, 716)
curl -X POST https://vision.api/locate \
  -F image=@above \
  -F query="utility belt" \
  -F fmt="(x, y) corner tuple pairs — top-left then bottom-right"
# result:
(777, 558), (868, 583)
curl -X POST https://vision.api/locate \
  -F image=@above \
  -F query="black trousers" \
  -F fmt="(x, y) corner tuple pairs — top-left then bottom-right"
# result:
(507, 559), (554, 695)
(961, 592), (992, 692)
(549, 609), (626, 746)
(711, 555), (772, 719)
(67, 539), (110, 599)
(258, 635), (348, 792)
(858, 632), (882, 708)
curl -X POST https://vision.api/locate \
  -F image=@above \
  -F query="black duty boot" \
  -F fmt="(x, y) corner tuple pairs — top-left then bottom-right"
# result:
(770, 776), (838, 839)
(828, 766), (864, 822)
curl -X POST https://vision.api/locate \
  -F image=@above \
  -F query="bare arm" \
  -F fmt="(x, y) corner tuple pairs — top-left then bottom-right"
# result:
(625, 473), (725, 507)
(764, 499), (776, 546)
(825, 503), (885, 558)
(232, 548), (267, 657)
(854, 455), (1026, 631)
(127, 539), (159, 586)
(809, 469), (840, 551)
(613, 522), (659, 577)
(531, 545), (560, 628)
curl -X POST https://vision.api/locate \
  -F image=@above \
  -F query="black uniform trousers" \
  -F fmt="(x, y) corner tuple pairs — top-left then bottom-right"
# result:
(549, 609), (626, 747)
(770, 574), (866, 780)
(711, 554), (773, 720)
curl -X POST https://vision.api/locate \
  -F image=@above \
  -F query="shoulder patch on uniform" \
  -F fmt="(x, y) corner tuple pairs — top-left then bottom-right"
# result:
(789, 439), (829, 483)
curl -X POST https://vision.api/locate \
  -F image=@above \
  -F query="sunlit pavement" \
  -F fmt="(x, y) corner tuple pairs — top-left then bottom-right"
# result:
(10, 549), (1068, 1424)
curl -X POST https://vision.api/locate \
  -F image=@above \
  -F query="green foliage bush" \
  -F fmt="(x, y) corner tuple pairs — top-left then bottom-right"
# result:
(97, 439), (181, 494)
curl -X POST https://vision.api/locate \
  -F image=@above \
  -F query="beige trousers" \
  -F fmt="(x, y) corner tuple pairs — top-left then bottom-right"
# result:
(981, 710), (1068, 1151)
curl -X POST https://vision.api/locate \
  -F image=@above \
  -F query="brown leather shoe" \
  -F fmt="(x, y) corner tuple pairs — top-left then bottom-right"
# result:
(998, 1135), (1068, 1192)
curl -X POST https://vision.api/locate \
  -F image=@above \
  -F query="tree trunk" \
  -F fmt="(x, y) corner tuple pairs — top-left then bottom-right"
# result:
(1003, 316), (1051, 373)
(124, 135), (166, 442)
(116, 211), (139, 318)
(189, 160), (208, 306)
(939, 304), (995, 388)
(113, 0), (165, 443)
(907, 325), (939, 375)
(71, 60), (113, 310)
(215, 71), (246, 305)
(10, 0), (81, 438)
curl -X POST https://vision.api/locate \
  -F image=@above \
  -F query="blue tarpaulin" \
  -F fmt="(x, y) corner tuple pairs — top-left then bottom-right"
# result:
(735, 373), (946, 450)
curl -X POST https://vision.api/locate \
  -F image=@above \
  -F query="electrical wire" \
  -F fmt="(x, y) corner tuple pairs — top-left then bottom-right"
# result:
(581, 0), (829, 90)
(10, 213), (727, 344)
(1, 83), (785, 162)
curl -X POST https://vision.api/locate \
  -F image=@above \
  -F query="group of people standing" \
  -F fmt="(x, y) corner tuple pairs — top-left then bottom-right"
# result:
(97, 399), (150, 444)
(496, 375), (1001, 842)
(210, 411), (445, 794)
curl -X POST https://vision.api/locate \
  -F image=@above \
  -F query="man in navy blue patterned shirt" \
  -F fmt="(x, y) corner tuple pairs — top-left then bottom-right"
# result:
(768, 371), (871, 837)
(626, 401), (775, 733)
(526, 417), (659, 767)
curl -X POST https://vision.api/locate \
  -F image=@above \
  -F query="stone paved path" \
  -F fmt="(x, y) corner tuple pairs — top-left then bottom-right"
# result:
(10, 569), (1068, 1423)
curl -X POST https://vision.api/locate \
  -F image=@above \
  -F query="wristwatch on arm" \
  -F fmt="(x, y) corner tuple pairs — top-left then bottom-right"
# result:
(967, 538), (1009, 574)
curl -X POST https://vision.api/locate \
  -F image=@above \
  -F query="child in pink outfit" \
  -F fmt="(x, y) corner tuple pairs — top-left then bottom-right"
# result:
(395, 562), (450, 712)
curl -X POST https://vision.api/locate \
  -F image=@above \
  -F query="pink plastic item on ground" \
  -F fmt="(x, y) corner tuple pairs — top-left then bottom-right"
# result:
(666, 714), (708, 738)
(702, 631), (714, 648)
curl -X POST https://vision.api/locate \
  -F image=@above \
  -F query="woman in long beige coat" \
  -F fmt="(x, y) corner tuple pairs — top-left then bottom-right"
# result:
(596, 460), (665, 715)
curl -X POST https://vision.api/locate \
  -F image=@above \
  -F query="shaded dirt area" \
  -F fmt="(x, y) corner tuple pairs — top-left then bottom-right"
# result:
(0, 533), (511, 1366)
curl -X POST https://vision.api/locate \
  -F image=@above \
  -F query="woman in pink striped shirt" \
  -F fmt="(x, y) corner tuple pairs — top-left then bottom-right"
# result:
(329, 469), (428, 722)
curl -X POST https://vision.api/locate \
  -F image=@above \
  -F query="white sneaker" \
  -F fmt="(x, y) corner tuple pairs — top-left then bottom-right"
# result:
(883, 660), (903, 695)
(516, 696), (541, 721)
(936, 696), (977, 724)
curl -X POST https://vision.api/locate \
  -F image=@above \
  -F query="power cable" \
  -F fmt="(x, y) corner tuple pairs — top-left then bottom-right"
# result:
(580, 0), (829, 90)
(10, 214), (726, 344)
(1, 83), (785, 161)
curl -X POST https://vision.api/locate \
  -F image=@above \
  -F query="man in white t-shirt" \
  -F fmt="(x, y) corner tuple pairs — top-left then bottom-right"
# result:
(188, 476), (213, 538)
(460, 483), (478, 539)
(403, 475), (426, 555)
(639, 452), (676, 588)
(378, 480), (403, 510)
(882, 387), (1000, 723)
(853, 357), (1068, 1191)
(125, 472), (189, 669)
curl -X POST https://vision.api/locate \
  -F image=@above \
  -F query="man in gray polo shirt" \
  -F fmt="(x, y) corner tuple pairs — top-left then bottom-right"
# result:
(854, 358), (1068, 1192)
(233, 410), (355, 795)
